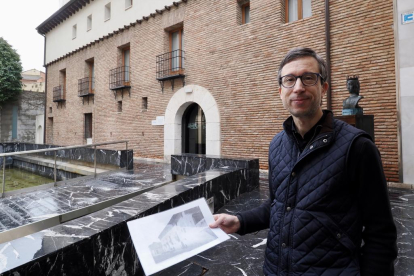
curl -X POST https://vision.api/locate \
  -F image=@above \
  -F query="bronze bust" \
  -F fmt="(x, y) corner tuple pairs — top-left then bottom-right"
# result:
(342, 76), (363, 115)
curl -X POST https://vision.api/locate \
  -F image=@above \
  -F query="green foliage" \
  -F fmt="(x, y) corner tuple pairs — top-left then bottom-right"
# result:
(0, 37), (22, 104)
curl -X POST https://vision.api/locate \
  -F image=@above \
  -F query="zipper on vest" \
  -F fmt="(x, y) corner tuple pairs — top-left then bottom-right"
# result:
(303, 125), (322, 152)
(296, 134), (330, 165)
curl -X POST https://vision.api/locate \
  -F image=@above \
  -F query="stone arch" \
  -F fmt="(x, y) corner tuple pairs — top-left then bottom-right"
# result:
(164, 85), (220, 161)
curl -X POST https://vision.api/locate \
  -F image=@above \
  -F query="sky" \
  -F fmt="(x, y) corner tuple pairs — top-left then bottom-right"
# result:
(0, 0), (62, 72)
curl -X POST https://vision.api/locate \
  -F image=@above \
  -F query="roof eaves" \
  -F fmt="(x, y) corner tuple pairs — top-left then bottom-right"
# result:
(36, 0), (87, 35)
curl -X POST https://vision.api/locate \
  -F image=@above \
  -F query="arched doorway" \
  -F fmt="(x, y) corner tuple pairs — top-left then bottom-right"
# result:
(164, 84), (220, 161)
(182, 103), (206, 154)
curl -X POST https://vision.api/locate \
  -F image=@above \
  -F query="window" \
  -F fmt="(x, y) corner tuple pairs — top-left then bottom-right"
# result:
(142, 97), (148, 111)
(105, 3), (111, 21)
(60, 69), (66, 99)
(117, 101), (122, 112)
(87, 59), (95, 92)
(87, 14), (92, 31)
(238, 0), (250, 24)
(286, 0), (312, 23)
(169, 28), (184, 72)
(242, 2), (250, 24)
(125, 0), (132, 9)
(49, 107), (52, 114)
(122, 47), (130, 85)
(72, 24), (77, 39)
(85, 113), (93, 139)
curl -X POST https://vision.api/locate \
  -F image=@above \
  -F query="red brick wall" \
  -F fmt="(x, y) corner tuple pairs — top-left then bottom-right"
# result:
(45, 0), (398, 181)
(329, 0), (398, 181)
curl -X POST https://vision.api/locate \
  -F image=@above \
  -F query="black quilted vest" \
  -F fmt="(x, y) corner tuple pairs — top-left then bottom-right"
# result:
(264, 113), (368, 276)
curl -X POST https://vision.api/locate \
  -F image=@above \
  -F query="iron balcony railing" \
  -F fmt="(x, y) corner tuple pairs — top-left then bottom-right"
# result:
(53, 85), (66, 102)
(156, 49), (185, 80)
(109, 66), (131, 90)
(78, 77), (95, 97)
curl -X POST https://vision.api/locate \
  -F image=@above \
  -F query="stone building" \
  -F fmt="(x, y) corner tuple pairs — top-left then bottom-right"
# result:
(21, 69), (46, 93)
(37, 0), (401, 182)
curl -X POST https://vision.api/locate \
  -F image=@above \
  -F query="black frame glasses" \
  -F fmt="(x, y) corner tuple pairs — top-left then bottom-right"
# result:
(279, 72), (323, 88)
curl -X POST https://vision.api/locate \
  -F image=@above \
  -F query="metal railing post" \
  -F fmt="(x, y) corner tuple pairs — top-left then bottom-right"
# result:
(54, 151), (57, 186)
(94, 146), (97, 178)
(2, 157), (6, 197)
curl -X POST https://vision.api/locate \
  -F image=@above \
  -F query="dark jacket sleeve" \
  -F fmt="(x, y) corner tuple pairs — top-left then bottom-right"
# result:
(350, 136), (398, 275)
(236, 158), (274, 235)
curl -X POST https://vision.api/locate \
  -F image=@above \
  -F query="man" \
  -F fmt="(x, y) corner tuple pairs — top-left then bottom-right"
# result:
(209, 48), (397, 275)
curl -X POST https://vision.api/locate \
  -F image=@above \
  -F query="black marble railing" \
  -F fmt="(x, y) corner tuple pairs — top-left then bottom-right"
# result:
(0, 155), (259, 275)
(171, 153), (260, 192)
(0, 142), (133, 170)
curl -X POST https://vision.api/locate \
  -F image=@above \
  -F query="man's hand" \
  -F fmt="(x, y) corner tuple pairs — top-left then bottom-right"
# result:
(209, 214), (240, 234)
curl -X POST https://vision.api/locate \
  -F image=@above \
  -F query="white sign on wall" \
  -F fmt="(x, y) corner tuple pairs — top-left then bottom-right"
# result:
(151, 116), (165, 126)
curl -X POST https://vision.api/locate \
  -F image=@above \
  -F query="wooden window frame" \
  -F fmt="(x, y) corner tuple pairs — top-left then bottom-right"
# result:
(60, 69), (66, 100)
(84, 113), (93, 139)
(87, 60), (95, 94)
(286, 0), (311, 23)
(122, 47), (130, 86)
(242, 3), (250, 24)
(169, 28), (184, 75)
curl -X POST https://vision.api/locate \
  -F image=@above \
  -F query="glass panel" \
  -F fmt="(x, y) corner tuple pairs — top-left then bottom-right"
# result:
(185, 105), (206, 154)
(124, 49), (130, 82)
(171, 31), (179, 71)
(91, 63), (95, 90)
(245, 5), (250, 23)
(302, 0), (312, 18)
(288, 0), (298, 22)
(181, 30), (184, 69)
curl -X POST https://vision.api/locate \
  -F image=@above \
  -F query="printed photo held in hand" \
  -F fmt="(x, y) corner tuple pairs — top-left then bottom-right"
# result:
(127, 198), (229, 275)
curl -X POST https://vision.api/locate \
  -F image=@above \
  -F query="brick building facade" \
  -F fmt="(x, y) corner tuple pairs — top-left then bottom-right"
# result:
(39, 0), (399, 181)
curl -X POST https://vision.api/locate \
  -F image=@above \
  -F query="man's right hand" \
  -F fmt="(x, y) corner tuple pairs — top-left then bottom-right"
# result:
(209, 214), (240, 234)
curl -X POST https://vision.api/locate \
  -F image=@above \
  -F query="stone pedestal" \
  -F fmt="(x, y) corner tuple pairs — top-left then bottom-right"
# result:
(335, 114), (375, 141)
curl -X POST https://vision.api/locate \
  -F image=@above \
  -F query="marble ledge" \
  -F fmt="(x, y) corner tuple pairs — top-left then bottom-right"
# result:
(171, 154), (259, 177)
(0, 165), (257, 275)
(0, 142), (133, 170)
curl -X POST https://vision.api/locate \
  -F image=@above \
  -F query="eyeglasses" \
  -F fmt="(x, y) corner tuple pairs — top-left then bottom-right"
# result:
(279, 72), (323, 88)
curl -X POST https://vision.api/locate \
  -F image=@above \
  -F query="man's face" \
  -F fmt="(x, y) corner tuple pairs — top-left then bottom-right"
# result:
(279, 57), (328, 120)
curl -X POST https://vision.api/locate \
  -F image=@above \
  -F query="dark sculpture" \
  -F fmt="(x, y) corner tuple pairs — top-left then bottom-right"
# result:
(342, 75), (363, 115)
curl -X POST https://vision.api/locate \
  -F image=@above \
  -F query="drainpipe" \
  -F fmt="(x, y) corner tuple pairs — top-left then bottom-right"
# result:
(42, 34), (47, 144)
(325, 0), (332, 110)
(393, 0), (403, 183)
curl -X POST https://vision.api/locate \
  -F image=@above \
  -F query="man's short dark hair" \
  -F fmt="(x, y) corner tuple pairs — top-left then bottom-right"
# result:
(278, 47), (328, 86)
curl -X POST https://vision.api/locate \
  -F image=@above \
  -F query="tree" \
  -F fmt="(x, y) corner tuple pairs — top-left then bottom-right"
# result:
(0, 37), (22, 104)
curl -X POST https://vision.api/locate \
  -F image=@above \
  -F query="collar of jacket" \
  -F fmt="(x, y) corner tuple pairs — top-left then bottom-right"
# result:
(283, 110), (335, 158)
(283, 110), (334, 138)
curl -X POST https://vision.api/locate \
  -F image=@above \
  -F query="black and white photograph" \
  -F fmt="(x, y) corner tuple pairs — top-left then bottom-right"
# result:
(127, 198), (229, 275)
(149, 206), (218, 263)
